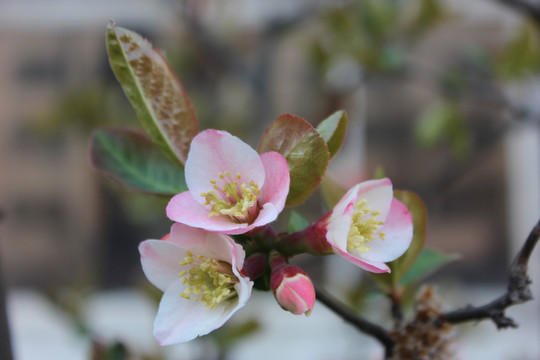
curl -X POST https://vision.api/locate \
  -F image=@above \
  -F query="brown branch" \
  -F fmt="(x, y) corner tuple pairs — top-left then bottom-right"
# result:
(315, 286), (395, 358)
(441, 218), (540, 328)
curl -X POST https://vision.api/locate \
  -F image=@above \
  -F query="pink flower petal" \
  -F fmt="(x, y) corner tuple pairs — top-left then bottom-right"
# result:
(166, 192), (249, 233)
(355, 178), (393, 221)
(331, 245), (390, 273)
(326, 185), (358, 250)
(168, 223), (248, 269)
(139, 240), (185, 292)
(352, 198), (413, 263)
(154, 279), (238, 345)
(185, 130), (265, 206)
(258, 151), (290, 214)
(144, 225), (253, 345)
(167, 223), (208, 248)
(271, 266), (315, 316)
(250, 202), (279, 228)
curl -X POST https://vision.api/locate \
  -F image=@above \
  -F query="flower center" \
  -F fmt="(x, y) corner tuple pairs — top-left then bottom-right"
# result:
(201, 171), (261, 223)
(347, 199), (386, 253)
(179, 250), (239, 309)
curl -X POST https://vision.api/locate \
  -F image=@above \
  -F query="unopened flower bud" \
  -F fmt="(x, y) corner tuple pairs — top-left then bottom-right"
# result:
(270, 265), (315, 316)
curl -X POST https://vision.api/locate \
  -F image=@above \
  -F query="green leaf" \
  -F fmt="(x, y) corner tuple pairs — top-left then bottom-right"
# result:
(106, 21), (199, 166)
(258, 114), (330, 206)
(319, 174), (347, 210)
(288, 211), (310, 233)
(415, 100), (470, 158)
(373, 166), (386, 180)
(399, 249), (460, 286)
(359, 0), (398, 40)
(496, 20), (540, 80)
(415, 101), (454, 146)
(90, 127), (187, 195)
(370, 190), (427, 290)
(410, 0), (448, 33)
(316, 110), (348, 159)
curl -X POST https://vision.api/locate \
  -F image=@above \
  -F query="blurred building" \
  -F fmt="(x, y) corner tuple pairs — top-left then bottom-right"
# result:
(0, 0), (180, 287)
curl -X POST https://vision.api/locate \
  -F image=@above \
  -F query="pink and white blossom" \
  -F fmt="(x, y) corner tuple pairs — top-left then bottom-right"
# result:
(324, 178), (413, 273)
(270, 264), (316, 316)
(139, 223), (253, 345)
(166, 129), (290, 235)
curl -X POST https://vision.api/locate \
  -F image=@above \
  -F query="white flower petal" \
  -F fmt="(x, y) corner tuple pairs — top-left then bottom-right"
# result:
(139, 240), (185, 292)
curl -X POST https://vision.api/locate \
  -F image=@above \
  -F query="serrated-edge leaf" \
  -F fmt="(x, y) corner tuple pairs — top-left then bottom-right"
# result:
(317, 110), (348, 159)
(90, 127), (187, 195)
(258, 114), (330, 206)
(106, 21), (198, 166)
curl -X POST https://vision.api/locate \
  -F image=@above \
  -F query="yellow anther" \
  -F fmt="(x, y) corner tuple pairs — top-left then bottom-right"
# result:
(201, 169), (261, 224)
(347, 199), (385, 253)
(178, 252), (239, 308)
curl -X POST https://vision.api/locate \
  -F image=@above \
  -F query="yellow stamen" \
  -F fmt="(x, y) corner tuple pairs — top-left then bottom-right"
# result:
(347, 199), (385, 253)
(178, 251), (239, 309)
(201, 171), (261, 223)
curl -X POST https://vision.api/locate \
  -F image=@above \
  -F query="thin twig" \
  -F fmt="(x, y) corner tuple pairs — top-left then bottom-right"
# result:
(389, 289), (403, 323)
(442, 218), (540, 327)
(315, 286), (395, 358)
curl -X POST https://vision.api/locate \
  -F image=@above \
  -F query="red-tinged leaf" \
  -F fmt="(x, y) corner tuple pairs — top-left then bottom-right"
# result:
(106, 21), (198, 166)
(317, 110), (348, 159)
(90, 127), (187, 195)
(258, 114), (330, 206)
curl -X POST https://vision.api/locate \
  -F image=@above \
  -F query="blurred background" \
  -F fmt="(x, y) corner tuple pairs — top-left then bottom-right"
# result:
(1, 0), (540, 359)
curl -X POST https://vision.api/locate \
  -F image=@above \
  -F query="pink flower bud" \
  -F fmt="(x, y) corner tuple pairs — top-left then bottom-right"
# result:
(270, 265), (315, 316)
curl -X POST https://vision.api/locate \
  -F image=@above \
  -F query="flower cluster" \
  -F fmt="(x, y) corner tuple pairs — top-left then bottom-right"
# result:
(139, 129), (414, 345)
(95, 24), (416, 346)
